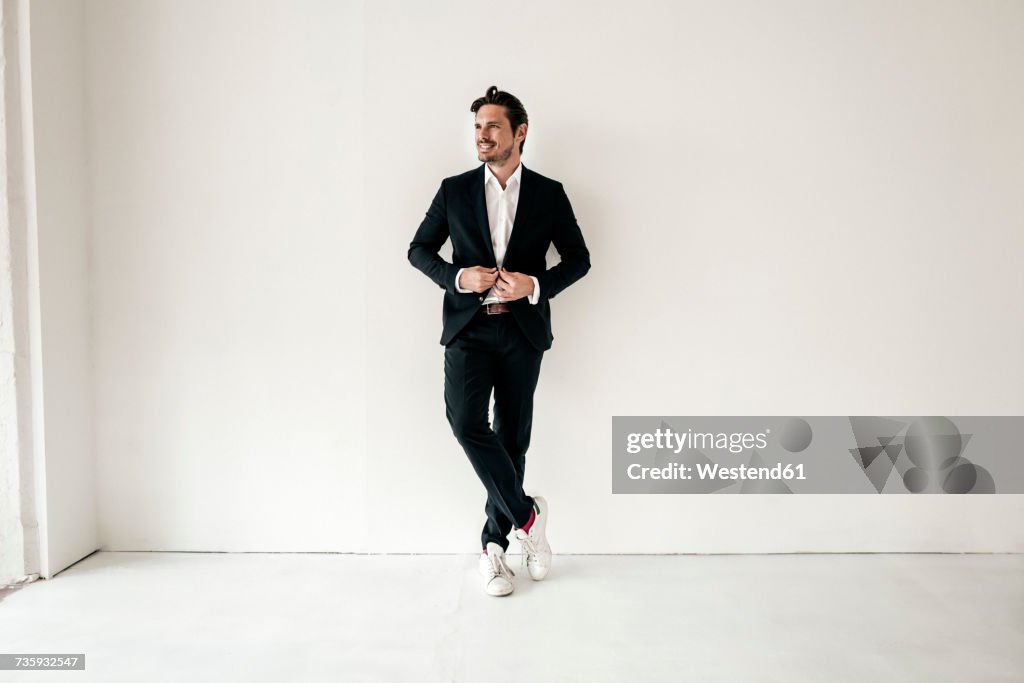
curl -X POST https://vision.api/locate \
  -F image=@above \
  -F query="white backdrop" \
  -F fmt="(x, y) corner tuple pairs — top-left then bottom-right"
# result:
(31, 0), (1024, 556)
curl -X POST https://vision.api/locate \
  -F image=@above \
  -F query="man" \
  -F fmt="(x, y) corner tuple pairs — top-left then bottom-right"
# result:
(408, 86), (590, 597)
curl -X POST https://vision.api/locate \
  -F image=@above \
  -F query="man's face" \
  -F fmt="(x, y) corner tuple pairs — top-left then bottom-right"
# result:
(475, 104), (523, 164)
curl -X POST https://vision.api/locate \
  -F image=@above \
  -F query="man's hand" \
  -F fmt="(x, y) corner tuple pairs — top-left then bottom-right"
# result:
(458, 266), (499, 293)
(493, 269), (535, 302)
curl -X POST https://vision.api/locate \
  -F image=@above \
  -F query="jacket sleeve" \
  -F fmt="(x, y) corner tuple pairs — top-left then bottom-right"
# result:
(536, 183), (591, 300)
(408, 180), (460, 294)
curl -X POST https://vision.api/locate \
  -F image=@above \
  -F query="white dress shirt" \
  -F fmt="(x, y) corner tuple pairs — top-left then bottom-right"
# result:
(455, 162), (540, 305)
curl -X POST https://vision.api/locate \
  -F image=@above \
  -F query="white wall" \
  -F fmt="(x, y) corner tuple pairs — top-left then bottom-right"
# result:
(29, 0), (98, 579)
(66, 0), (1024, 553)
(0, 0), (41, 584)
(85, 0), (367, 551)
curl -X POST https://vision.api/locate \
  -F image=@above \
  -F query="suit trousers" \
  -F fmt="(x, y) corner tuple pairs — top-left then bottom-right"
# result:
(444, 309), (543, 551)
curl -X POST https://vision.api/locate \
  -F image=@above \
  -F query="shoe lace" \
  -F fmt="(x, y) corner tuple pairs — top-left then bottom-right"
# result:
(489, 551), (515, 581)
(518, 532), (537, 569)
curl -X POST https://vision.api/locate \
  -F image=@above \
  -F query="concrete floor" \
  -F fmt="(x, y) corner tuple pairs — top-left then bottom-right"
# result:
(0, 552), (1021, 682)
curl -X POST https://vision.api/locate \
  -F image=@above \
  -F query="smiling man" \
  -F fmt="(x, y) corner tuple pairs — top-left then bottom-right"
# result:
(408, 85), (591, 597)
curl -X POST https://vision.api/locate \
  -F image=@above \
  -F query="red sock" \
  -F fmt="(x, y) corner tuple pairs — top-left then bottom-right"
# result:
(520, 508), (536, 534)
(482, 548), (488, 555)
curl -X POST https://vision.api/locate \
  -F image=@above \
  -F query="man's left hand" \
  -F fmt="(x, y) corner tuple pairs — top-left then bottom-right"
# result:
(493, 269), (535, 302)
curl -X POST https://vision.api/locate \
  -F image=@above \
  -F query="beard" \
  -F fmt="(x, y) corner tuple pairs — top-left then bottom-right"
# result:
(478, 142), (512, 163)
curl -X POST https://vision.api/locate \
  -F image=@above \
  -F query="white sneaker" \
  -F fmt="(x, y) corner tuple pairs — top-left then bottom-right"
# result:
(478, 542), (515, 596)
(514, 496), (551, 581)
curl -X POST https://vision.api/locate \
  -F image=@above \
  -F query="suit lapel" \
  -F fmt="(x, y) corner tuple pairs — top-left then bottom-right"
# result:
(470, 165), (497, 266)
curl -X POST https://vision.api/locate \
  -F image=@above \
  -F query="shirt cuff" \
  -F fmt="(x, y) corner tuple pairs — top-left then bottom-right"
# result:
(455, 268), (472, 294)
(528, 276), (540, 305)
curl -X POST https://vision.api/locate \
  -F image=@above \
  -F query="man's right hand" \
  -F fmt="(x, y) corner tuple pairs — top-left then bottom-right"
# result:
(459, 266), (499, 293)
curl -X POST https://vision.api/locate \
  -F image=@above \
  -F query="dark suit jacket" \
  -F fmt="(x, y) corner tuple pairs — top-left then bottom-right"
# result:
(408, 164), (591, 352)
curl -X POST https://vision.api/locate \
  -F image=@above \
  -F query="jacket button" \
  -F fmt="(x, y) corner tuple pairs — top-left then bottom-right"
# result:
(478, 296), (484, 301)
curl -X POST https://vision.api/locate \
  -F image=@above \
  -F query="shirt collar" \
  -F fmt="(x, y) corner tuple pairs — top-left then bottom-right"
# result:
(484, 162), (523, 189)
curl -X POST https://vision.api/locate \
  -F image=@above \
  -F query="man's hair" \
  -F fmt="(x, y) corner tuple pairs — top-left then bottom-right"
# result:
(470, 85), (529, 154)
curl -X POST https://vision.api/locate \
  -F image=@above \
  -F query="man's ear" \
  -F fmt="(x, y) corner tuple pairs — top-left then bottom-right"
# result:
(516, 123), (528, 142)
